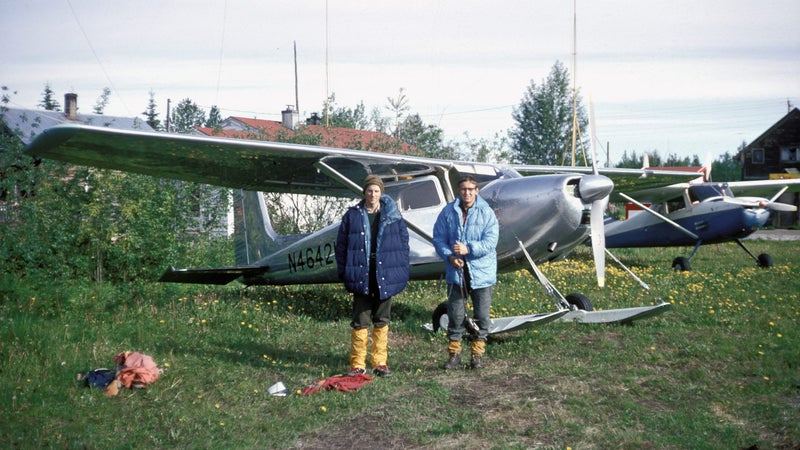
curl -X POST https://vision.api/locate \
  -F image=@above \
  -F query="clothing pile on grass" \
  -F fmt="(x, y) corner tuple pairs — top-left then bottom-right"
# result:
(300, 372), (373, 395)
(77, 351), (161, 398)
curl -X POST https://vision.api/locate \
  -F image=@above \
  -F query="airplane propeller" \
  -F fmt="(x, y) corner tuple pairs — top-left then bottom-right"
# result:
(585, 97), (609, 288)
(723, 197), (798, 212)
(723, 185), (798, 212)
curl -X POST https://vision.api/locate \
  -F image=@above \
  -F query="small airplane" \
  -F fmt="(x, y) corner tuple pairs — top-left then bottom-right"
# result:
(24, 124), (699, 332)
(598, 169), (800, 271)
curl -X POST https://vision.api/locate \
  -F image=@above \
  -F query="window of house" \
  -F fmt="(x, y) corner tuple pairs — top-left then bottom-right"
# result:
(751, 148), (764, 164)
(780, 146), (800, 162)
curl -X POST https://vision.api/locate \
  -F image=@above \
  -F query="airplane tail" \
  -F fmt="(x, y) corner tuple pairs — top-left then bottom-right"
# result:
(233, 190), (294, 265)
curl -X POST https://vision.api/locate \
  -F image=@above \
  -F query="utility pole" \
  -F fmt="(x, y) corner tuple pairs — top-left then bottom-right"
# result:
(166, 98), (171, 133)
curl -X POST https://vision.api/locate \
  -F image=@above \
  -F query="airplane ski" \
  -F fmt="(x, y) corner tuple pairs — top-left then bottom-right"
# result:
(558, 301), (671, 324)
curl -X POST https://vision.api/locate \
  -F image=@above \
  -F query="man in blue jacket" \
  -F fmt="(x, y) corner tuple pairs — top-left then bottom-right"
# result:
(336, 175), (410, 377)
(433, 175), (499, 369)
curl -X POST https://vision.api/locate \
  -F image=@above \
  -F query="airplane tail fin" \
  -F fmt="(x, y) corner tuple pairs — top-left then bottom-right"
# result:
(233, 190), (288, 265)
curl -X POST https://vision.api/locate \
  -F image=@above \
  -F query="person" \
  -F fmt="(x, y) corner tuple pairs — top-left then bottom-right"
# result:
(335, 175), (410, 377)
(433, 175), (499, 370)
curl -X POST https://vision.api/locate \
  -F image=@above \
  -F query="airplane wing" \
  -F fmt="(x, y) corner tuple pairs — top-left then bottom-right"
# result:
(605, 178), (800, 205)
(24, 124), (447, 196)
(514, 165), (701, 202)
(26, 124), (703, 200)
(725, 178), (800, 197)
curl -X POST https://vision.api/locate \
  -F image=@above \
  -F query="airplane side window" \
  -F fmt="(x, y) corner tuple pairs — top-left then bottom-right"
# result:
(385, 179), (442, 210)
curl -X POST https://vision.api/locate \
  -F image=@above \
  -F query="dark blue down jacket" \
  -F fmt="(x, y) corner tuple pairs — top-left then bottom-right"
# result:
(335, 194), (410, 300)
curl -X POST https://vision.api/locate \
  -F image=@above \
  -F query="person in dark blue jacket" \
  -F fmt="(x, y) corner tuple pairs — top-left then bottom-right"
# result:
(336, 175), (410, 377)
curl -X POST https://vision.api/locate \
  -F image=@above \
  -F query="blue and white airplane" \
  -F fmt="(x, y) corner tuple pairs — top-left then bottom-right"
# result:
(601, 175), (800, 271)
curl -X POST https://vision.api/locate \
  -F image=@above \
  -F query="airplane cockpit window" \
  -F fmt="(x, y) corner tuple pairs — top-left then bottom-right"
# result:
(688, 183), (732, 203)
(385, 176), (444, 211)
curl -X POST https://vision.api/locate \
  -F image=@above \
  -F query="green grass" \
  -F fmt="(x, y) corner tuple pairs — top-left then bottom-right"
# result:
(1, 241), (799, 449)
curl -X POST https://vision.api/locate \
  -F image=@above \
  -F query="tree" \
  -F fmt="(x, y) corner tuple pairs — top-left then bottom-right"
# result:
(93, 87), (111, 114)
(453, 132), (511, 164)
(396, 113), (445, 158)
(38, 83), (61, 111)
(712, 148), (743, 182)
(171, 98), (206, 133)
(509, 61), (588, 165)
(142, 90), (162, 131)
(615, 149), (703, 171)
(386, 88), (410, 138)
(205, 105), (222, 129)
(321, 94), (371, 130)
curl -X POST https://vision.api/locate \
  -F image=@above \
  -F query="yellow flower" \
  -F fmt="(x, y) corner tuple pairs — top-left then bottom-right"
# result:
(320, 406), (327, 412)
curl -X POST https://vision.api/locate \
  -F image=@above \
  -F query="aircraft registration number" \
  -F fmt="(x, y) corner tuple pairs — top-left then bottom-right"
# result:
(287, 242), (336, 273)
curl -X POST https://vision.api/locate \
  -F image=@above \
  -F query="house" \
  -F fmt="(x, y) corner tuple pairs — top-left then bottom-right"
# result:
(1, 93), (152, 145)
(736, 107), (800, 226)
(194, 106), (418, 155)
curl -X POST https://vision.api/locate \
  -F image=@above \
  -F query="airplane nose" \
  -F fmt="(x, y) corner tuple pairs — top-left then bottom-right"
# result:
(577, 175), (614, 203)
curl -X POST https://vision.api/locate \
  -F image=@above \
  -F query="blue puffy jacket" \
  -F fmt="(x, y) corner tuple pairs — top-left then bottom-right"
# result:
(433, 195), (499, 289)
(335, 195), (410, 300)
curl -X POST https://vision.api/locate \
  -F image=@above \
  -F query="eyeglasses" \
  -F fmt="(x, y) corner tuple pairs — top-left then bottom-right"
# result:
(459, 187), (477, 192)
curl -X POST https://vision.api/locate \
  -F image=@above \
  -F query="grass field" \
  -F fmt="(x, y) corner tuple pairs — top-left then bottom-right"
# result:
(1, 241), (798, 449)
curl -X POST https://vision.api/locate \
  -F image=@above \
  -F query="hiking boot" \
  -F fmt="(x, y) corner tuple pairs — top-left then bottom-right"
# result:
(470, 356), (483, 369)
(372, 365), (393, 377)
(345, 367), (366, 376)
(443, 353), (462, 370)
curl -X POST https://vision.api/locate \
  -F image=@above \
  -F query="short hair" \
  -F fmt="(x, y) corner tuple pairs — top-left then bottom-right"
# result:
(458, 175), (478, 188)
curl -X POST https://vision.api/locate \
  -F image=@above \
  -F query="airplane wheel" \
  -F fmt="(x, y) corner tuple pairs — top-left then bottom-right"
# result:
(565, 293), (593, 311)
(432, 302), (448, 332)
(672, 256), (691, 271)
(757, 253), (773, 268)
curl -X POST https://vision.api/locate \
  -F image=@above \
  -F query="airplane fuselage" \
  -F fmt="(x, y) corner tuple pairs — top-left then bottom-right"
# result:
(240, 173), (599, 286)
(605, 200), (770, 248)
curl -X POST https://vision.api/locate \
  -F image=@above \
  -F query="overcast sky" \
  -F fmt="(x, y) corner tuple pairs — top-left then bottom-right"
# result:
(3, 0), (799, 164)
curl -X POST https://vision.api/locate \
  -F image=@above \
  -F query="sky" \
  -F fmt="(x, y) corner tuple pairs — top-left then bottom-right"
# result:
(2, 0), (799, 165)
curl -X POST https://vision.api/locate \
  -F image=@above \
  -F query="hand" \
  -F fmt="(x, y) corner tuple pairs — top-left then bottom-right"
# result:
(452, 241), (468, 256)
(449, 256), (464, 269)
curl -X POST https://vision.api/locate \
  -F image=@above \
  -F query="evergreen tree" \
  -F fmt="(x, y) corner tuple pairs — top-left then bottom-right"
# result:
(712, 148), (743, 182)
(171, 98), (206, 133)
(92, 87), (111, 114)
(142, 90), (162, 131)
(509, 61), (588, 165)
(205, 105), (222, 129)
(38, 83), (61, 111)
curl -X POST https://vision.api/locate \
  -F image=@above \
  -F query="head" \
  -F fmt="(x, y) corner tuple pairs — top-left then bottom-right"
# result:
(457, 176), (479, 208)
(362, 175), (384, 209)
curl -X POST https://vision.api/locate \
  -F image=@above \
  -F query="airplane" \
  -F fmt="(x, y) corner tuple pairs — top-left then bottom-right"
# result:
(23, 124), (700, 333)
(598, 173), (800, 271)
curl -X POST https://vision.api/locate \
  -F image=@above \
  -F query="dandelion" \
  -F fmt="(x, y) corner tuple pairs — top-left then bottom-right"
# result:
(215, 403), (220, 409)
(320, 406), (327, 412)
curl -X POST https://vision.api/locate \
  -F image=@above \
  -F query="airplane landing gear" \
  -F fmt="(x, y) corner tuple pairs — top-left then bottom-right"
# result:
(672, 256), (691, 271)
(757, 253), (773, 268)
(565, 293), (593, 311)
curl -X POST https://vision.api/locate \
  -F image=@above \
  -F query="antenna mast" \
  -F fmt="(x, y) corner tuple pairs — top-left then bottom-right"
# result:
(570, 0), (578, 167)
(294, 41), (299, 115)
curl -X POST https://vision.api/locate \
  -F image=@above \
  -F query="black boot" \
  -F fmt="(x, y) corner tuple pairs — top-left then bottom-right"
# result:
(443, 353), (462, 370)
